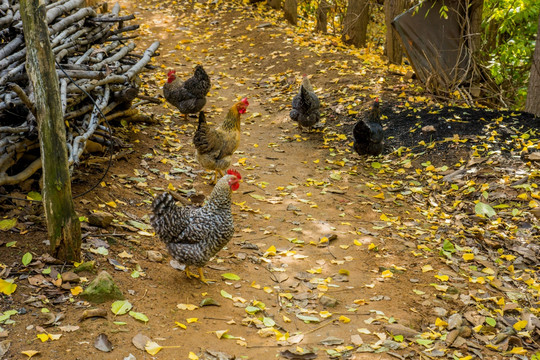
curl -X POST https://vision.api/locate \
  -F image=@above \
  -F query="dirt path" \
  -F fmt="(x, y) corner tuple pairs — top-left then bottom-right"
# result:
(1, 0), (538, 359)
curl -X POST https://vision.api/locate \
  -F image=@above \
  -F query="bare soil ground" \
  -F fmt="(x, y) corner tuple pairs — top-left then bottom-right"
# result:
(1, 1), (539, 360)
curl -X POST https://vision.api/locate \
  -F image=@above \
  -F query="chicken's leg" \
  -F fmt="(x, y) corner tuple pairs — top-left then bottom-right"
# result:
(198, 268), (215, 284)
(211, 169), (224, 184)
(185, 266), (199, 279)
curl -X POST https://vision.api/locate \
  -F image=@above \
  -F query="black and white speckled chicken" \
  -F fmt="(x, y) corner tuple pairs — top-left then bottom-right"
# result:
(150, 169), (241, 284)
(289, 75), (320, 130)
(353, 98), (384, 156)
(163, 65), (211, 120)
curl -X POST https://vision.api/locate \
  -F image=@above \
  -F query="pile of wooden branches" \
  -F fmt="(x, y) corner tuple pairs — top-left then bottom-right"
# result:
(0, 0), (160, 186)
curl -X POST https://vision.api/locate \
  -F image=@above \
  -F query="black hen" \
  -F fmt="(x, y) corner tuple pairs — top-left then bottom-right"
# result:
(353, 99), (384, 156)
(289, 76), (320, 130)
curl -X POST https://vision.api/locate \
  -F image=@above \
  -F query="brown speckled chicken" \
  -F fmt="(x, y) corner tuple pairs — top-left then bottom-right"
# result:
(193, 98), (249, 183)
(163, 65), (211, 120)
(150, 169), (241, 284)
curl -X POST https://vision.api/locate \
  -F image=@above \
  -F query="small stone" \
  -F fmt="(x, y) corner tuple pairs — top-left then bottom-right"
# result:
(458, 326), (472, 338)
(81, 271), (124, 304)
(87, 211), (114, 228)
(351, 334), (363, 346)
(447, 313), (463, 330)
(383, 323), (419, 340)
(146, 250), (163, 262)
(320, 336), (343, 346)
(132, 333), (151, 351)
(422, 125), (436, 133)
(404, 70), (415, 80)
(319, 295), (338, 308)
(73, 260), (96, 274)
(286, 204), (300, 211)
(409, 278), (420, 283)
(61, 271), (80, 283)
(433, 307), (448, 317)
(94, 333), (113, 352)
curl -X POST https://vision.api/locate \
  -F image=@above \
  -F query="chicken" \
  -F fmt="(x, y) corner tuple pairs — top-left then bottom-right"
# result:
(193, 98), (249, 183)
(163, 65), (211, 120)
(150, 169), (241, 284)
(352, 98), (384, 156)
(289, 75), (320, 130)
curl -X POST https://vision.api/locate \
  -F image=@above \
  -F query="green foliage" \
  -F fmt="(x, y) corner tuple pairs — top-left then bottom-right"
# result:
(482, 0), (540, 107)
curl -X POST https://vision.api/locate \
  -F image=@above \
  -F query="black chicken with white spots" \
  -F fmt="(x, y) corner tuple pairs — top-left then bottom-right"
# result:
(150, 169), (241, 284)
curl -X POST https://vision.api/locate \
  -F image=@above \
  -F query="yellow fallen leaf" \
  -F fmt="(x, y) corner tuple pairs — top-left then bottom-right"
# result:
(319, 311), (333, 318)
(188, 352), (199, 360)
(513, 320), (527, 331)
(381, 270), (393, 278)
(48, 334), (62, 340)
(21, 350), (39, 358)
(264, 245), (276, 257)
(339, 316), (350, 323)
(462, 253), (475, 261)
(434, 275), (449, 282)
(145, 341), (162, 356)
(373, 192), (385, 199)
(435, 318), (448, 328)
(105, 201), (117, 208)
(213, 329), (229, 339)
(177, 304), (198, 311)
(70, 286), (83, 296)
(0, 279), (17, 295)
(186, 318), (198, 323)
(509, 347), (528, 355)
(421, 265), (433, 272)
(175, 321), (186, 329)
(36, 334), (49, 342)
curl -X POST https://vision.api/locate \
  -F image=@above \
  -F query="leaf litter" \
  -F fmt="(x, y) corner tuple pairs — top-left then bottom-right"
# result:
(0, 0), (538, 359)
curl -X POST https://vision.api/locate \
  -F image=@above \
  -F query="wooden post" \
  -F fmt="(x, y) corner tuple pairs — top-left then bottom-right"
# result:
(20, 0), (81, 261)
(384, 0), (406, 64)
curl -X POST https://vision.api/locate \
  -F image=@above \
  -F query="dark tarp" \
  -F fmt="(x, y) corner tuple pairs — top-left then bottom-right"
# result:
(393, 0), (470, 88)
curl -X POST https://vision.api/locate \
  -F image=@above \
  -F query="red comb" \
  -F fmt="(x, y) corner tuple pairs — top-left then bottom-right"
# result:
(167, 70), (176, 77)
(241, 97), (249, 106)
(227, 169), (241, 179)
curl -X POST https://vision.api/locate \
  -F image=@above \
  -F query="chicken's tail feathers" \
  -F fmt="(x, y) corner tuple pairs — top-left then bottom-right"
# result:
(352, 119), (369, 139)
(369, 99), (381, 123)
(193, 111), (210, 150)
(197, 111), (206, 128)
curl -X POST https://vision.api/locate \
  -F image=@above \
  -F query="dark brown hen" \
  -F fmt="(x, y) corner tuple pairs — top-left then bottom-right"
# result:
(353, 98), (384, 156)
(163, 65), (211, 120)
(289, 75), (320, 130)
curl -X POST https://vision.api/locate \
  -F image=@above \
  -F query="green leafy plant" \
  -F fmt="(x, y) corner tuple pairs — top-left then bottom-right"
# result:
(482, 0), (540, 107)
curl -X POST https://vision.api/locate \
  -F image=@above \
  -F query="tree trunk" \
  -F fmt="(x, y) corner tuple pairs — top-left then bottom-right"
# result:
(283, 0), (297, 25)
(525, 14), (540, 116)
(342, 0), (370, 48)
(384, 0), (407, 64)
(20, 0), (81, 262)
(315, 0), (330, 33)
(268, 0), (281, 10)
